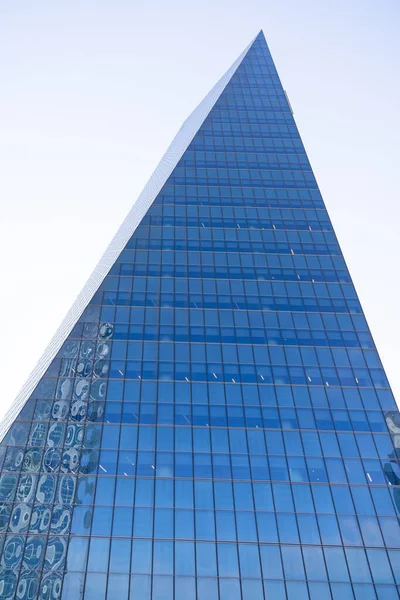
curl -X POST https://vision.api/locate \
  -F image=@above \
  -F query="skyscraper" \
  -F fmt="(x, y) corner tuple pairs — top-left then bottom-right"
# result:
(0, 29), (399, 600)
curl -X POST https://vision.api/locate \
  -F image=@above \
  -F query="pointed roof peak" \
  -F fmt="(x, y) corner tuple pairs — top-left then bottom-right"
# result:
(248, 29), (268, 49)
(245, 29), (271, 58)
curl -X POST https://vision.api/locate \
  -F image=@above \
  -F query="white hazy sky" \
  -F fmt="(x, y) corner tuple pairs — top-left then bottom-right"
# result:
(0, 1), (399, 421)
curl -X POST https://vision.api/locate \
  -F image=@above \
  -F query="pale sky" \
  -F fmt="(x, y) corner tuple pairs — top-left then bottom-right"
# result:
(0, 0), (399, 420)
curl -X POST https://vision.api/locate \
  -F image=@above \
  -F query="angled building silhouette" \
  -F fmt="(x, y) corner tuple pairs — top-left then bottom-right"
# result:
(0, 31), (399, 600)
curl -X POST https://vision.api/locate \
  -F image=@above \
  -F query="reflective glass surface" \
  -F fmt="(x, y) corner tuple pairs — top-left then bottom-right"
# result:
(0, 31), (399, 600)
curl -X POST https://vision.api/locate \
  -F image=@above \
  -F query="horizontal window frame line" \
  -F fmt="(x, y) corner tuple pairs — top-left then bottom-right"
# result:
(147, 202), (328, 212)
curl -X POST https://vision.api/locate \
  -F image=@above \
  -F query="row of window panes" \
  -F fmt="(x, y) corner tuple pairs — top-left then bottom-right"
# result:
(2, 469), (399, 517)
(9, 399), (398, 444)
(2, 501), (399, 547)
(216, 92), (293, 106)
(224, 85), (287, 98)
(160, 194), (323, 208)
(199, 125), (300, 141)
(69, 507), (400, 549)
(59, 338), (380, 368)
(96, 294), (362, 314)
(47, 356), (389, 389)
(31, 374), (397, 412)
(116, 262), (348, 283)
(59, 538), (400, 584)
(181, 151), (310, 169)
(122, 296), (370, 324)
(141, 216), (326, 231)
(27, 403), (400, 433)
(76, 325), (374, 353)
(25, 378), (397, 412)
(205, 113), (295, 126)
(118, 250), (341, 269)
(9, 408), (397, 455)
(116, 260), (345, 279)
(2, 444), (396, 487)
(230, 71), (281, 85)
(168, 171), (316, 189)
(68, 476), (400, 518)
(191, 135), (305, 154)
(116, 267), (353, 286)
(146, 205), (327, 222)
(129, 226), (337, 246)
(161, 182), (321, 200)
(125, 240), (342, 256)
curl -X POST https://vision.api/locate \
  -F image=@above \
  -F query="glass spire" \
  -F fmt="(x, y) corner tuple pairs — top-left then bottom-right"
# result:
(0, 31), (399, 600)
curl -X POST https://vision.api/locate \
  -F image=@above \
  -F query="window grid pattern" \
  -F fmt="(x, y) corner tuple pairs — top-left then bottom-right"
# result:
(0, 31), (399, 600)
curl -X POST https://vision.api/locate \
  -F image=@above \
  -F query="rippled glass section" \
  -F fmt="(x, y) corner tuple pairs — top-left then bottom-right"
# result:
(0, 31), (399, 600)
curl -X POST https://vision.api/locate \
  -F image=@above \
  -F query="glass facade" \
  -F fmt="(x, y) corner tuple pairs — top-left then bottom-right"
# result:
(0, 31), (399, 600)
